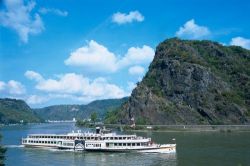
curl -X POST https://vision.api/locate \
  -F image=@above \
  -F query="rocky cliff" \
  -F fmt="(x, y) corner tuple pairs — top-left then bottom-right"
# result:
(114, 38), (250, 125)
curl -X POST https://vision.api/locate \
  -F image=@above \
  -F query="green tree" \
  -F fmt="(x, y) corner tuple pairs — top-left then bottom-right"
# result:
(90, 112), (97, 124)
(0, 135), (6, 166)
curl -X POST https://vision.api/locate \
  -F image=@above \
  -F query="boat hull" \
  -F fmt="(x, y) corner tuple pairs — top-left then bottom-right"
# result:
(85, 144), (176, 153)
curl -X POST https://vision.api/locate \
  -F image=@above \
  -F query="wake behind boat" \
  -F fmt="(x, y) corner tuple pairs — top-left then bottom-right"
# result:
(22, 127), (176, 153)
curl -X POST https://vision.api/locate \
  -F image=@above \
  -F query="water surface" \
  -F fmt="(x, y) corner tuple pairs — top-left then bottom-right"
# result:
(1, 123), (249, 166)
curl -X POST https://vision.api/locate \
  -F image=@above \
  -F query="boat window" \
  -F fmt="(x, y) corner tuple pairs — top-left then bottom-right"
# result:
(39, 141), (41, 143)
(128, 143), (131, 146)
(115, 137), (118, 140)
(119, 137), (122, 140)
(45, 141), (47, 144)
(123, 143), (126, 146)
(123, 137), (126, 140)
(42, 141), (44, 143)
(110, 137), (113, 140)
(114, 143), (117, 146)
(106, 143), (109, 147)
(132, 143), (135, 146)
(137, 143), (140, 146)
(119, 143), (122, 146)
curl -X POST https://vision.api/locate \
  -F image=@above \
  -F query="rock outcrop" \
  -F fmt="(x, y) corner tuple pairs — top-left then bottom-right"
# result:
(116, 38), (250, 125)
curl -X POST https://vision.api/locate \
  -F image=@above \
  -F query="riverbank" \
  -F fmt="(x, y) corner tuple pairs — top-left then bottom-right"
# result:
(77, 123), (250, 132)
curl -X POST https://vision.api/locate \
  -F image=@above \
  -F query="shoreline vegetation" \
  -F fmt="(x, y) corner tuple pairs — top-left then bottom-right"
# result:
(76, 120), (250, 132)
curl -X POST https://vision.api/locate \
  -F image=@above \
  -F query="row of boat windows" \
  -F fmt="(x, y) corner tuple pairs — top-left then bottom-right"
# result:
(106, 143), (148, 147)
(63, 143), (74, 146)
(28, 136), (135, 140)
(85, 144), (101, 147)
(102, 137), (135, 140)
(23, 140), (57, 144)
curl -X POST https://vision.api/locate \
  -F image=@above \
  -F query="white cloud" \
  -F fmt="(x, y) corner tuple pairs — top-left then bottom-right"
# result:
(0, 81), (6, 91)
(112, 11), (144, 24)
(128, 65), (145, 75)
(118, 45), (155, 67)
(0, 80), (26, 95)
(36, 73), (89, 94)
(27, 95), (48, 105)
(64, 40), (118, 72)
(8, 80), (26, 95)
(39, 8), (68, 17)
(0, 0), (44, 43)
(25, 70), (43, 81)
(230, 37), (250, 50)
(65, 40), (154, 73)
(176, 19), (210, 39)
(127, 81), (137, 92)
(25, 71), (128, 100)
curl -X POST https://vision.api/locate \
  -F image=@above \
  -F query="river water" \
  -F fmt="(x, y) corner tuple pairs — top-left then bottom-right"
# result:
(1, 123), (250, 166)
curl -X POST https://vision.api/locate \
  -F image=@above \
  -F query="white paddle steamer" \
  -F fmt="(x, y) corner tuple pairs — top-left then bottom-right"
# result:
(22, 127), (176, 153)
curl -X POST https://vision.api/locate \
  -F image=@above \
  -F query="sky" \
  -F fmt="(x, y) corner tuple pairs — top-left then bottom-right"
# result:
(0, 0), (250, 108)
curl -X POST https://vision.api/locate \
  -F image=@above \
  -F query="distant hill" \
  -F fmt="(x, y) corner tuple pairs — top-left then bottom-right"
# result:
(107, 38), (250, 125)
(0, 98), (42, 124)
(34, 97), (128, 121)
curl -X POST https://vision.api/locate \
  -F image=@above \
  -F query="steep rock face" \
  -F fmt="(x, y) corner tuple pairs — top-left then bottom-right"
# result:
(118, 38), (250, 125)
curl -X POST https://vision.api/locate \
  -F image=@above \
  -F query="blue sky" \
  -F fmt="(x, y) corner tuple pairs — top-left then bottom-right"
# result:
(0, 0), (250, 108)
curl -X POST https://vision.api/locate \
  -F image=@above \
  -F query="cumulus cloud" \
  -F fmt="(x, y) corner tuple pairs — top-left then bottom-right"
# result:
(230, 37), (250, 50)
(0, 80), (26, 95)
(65, 40), (154, 73)
(26, 95), (48, 105)
(0, 81), (5, 91)
(25, 70), (44, 81)
(118, 45), (155, 67)
(64, 40), (118, 72)
(7, 80), (26, 95)
(128, 65), (145, 75)
(112, 11), (144, 24)
(39, 7), (68, 17)
(25, 71), (128, 100)
(176, 19), (210, 39)
(0, 0), (44, 43)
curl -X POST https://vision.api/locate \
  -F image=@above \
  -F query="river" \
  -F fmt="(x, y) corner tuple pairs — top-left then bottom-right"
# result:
(1, 123), (250, 166)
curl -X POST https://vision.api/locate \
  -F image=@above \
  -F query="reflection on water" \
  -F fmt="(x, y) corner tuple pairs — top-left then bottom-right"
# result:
(6, 145), (177, 166)
(1, 123), (250, 166)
